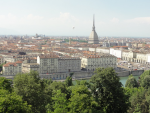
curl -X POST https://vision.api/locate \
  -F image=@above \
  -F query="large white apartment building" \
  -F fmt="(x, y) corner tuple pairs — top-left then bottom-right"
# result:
(37, 55), (81, 74)
(3, 61), (22, 75)
(37, 55), (58, 74)
(81, 54), (117, 71)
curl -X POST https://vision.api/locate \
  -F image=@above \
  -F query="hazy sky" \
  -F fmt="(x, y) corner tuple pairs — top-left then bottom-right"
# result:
(0, 0), (150, 37)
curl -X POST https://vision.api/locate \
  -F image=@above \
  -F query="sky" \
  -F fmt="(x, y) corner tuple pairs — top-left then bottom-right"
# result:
(0, 0), (150, 37)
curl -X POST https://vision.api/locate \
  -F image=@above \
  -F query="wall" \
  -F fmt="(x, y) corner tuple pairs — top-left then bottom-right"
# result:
(131, 70), (144, 76)
(116, 70), (144, 77)
(2, 70), (144, 80)
(39, 71), (94, 80)
(117, 71), (130, 77)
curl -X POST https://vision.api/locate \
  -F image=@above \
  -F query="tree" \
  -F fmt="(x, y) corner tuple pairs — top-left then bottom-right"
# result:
(125, 75), (139, 88)
(75, 80), (91, 88)
(126, 87), (149, 113)
(90, 67), (130, 113)
(65, 76), (73, 87)
(13, 71), (52, 113)
(140, 75), (150, 89)
(50, 81), (67, 94)
(64, 73), (74, 87)
(68, 84), (101, 113)
(0, 89), (32, 113)
(0, 77), (12, 92)
(51, 90), (68, 113)
(139, 70), (150, 84)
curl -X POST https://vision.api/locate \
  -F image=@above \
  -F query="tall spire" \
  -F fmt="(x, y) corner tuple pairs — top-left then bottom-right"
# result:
(92, 14), (95, 31)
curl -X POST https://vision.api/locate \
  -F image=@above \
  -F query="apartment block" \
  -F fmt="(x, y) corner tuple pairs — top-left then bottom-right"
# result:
(3, 61), (22, 75)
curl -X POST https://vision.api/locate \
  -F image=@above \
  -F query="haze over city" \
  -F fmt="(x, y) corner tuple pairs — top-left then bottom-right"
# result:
(1, 0), (150, 37)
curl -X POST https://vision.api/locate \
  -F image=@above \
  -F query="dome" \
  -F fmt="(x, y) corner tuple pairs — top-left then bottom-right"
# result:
(88, 30), (99, 44)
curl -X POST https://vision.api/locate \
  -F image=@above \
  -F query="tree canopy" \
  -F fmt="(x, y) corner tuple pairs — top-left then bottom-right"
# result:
(3, 67), (150, 112)
(90, 67), (130, 113)
(125, 74), (139, 88)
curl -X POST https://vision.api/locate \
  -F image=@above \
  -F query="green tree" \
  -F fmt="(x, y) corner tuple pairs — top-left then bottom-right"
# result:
(65, 76), (73, 87)
(50, 81), (67, 94)
(140, 75), (150, 89)
(42, 78), (53, 85)
(90, 67), (130, 113)
(51, 90), (68, 113)
(68, 85), (99, 113)
(0, 77), (12, 92)
(13, 71), (52, 113)
(64, 73), (74, 87)
(0, 89), (32, 113)
(125, 75), (139, 88)
(75, 80), (91, 88)
(139, 70), (150, 84)
(127, 87), (149, 113)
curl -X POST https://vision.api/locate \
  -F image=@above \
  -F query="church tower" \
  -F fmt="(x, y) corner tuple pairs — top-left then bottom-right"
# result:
(88, 15), (99, 44)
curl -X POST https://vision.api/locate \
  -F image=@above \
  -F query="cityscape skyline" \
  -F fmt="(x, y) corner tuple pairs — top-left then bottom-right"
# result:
(0, 0), (150, 37)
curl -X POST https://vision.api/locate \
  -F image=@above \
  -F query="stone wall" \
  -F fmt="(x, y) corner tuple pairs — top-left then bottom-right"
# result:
(39, 71), (94, 80)
(116, 70), (144, 77)
(130, 70), (144, 76)
(116, 71), (130, 77)
(1, 70), (144, 80)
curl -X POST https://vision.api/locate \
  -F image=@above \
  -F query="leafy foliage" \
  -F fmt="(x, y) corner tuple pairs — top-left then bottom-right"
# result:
(52, 90), (68, 113)
(13, 71), (52, 113)
(68, 85), (98, 113)
(3, 67), (150, 113)
(90, 67), (130, 113)
(126, 87), (149, 113)
(0, 77), (12, 92)
(0, 89), (32, 113)
(65, 76), (73, 87)
(139, 70), (150, 83)
(125, 75), (139, 88)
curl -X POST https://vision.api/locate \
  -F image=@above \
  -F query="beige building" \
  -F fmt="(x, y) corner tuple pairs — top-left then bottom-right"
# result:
(3, 61), (22, 75)
(122, 51), (136, 62)
(22, 63), (39, 73)
(135, 53), (147, 64)
(122, 50), (148, 64)
(81, 54), (117, 71)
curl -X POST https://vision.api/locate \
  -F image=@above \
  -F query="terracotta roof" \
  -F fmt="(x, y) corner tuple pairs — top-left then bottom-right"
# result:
(3, 62), (17, 67)
(15, 61), (23, 64)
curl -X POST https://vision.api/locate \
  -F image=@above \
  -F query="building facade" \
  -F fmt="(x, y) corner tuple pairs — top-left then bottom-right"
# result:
(3, 61), (22, 75)
(58, 57), (81, 72)
(37, 55), (58, 74)
(22, 63), (39, 73)
(81, 54), (117, 71)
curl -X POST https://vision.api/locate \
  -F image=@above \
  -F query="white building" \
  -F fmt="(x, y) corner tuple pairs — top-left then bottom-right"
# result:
(96, 47), (110, 54)
(3, 61), (22, 75)
(81, 54), (117, 71)
(110, 48), (122, 58)
(37, 55), (58, 74)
